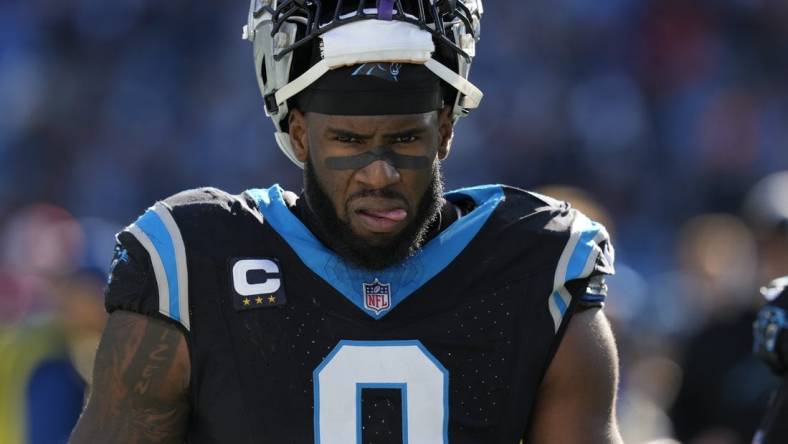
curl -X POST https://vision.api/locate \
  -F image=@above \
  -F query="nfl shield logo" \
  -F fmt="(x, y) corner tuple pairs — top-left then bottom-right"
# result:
(363, 279), (391, 315)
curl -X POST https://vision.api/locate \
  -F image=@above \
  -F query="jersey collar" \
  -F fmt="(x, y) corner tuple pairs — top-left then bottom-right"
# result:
(246, 184), (505, 319)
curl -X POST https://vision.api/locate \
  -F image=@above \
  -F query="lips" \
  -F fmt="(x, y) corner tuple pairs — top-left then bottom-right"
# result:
(355, 207), (408, 232)
(348, 193), (410, 234)
(360, 208), (407, 222)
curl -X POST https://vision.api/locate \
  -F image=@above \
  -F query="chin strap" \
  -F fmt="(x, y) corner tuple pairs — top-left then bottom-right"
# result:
(273, 57), (483, 115)
(274, 59), (331, 112)
(424, 58), (483, 110)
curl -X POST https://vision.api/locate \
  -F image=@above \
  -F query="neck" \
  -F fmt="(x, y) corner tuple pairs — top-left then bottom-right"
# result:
(293, 194), (459, 267)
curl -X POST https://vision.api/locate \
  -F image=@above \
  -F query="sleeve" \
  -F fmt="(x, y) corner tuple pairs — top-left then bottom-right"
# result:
(105, 201), (191, 332)
(546, 209), (615, 333)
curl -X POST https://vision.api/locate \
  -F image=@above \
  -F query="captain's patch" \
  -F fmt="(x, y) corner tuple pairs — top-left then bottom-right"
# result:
(230, 258), (286, 310)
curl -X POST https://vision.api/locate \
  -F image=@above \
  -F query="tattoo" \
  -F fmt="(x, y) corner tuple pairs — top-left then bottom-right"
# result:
(70, 312), (189, 444)
(124, 326), (180, 396)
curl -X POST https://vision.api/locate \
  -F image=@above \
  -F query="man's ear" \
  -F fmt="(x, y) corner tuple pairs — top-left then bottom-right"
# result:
(437, 106), (454, 161)
(288, 109), (309, 163)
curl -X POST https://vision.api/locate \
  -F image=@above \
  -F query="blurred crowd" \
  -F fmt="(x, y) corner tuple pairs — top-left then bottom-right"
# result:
(1, 0), (787, 443)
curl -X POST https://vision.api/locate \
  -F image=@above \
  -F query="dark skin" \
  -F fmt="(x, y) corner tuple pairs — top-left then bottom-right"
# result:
(69, 311), (190, 443)
(526, 308), (624, 444)
(70, 110), (622, 443)
(289, 107), (454, 244)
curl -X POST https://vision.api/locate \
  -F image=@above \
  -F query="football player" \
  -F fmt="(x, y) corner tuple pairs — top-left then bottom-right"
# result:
(70, 1), (622, 443)
(753, 276), (788, 444)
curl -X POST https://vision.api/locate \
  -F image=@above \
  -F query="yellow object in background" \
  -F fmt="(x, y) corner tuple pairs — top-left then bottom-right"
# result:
(0, 324), (76, 444)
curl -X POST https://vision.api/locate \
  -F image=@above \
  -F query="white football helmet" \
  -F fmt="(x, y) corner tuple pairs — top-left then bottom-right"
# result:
(242, 0), (484, 167)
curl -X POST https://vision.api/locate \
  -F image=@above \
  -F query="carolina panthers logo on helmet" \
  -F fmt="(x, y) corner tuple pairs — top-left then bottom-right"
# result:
(351, 63), (402, 82)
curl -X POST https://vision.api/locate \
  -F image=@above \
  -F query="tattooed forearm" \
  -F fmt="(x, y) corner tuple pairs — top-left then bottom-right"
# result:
(124, 324), (181, 396)
(70, 311), (190, 444)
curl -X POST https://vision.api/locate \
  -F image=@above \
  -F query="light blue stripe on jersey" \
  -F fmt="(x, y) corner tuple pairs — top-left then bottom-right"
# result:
(548, 214), (608, 332)
(565, 220), (603, 283)
(247, 184), (505, 320)
(552, 291), (568, 315)
(134, 209), (180, 322)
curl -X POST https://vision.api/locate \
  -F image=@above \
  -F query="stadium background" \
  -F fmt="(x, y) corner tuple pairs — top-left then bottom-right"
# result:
(1, 0), (787, 443)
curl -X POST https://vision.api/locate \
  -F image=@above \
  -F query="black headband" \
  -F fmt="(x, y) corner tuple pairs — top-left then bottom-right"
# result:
(293, 63), (444, 115)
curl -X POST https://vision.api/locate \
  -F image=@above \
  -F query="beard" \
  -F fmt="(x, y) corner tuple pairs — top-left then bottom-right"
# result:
(301, 158), (444, 270)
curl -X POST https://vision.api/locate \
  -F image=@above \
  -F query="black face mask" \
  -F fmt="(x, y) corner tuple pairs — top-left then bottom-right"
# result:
(300, 158), (444, 270)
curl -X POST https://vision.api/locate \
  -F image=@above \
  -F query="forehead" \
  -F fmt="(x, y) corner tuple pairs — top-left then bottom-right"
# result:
(306, 111), (438, 133)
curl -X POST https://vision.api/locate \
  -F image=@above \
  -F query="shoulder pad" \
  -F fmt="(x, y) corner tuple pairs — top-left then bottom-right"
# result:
(112, 187), (241, 328)
(549, 207), (615, 328)
(496, 186), (617, 332)
(162, 187), (263, 246)
(163, 186), (234, 207)
(500, 186), (615, 274)
(121, 199), (191, 330)
(554, 208), (615, 282)
(495, 186), (585, 237)
(109, 187), (260, 332)
(501, 185), (570, 215)
(163, 186), (256, 218)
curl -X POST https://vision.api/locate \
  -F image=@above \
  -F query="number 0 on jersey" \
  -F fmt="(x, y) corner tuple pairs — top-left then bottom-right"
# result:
(313, 340), (449, 444)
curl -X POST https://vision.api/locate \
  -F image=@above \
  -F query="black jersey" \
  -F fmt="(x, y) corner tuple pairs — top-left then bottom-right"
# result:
(105, 184), (615, 444)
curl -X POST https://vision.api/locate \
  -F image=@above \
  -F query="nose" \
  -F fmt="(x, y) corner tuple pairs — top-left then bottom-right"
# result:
(354, 159), (401, 189)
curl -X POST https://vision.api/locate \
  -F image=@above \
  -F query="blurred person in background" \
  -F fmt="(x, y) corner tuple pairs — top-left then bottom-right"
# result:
(0, 205), (110, 444)
(752, 276), (788, 444)
(747, 172), (788, 444)
(668, 213), (778, 444)
(744, 172), (788, 285)
(669, 169), (788, 444)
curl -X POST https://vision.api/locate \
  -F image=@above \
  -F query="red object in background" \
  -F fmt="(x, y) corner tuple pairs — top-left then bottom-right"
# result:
(0, 203), (84, 277)
(638, 1), (719, 93)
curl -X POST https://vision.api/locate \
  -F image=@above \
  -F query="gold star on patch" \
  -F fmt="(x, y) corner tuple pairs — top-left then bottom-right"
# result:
(255, 296), (264, 305)
(267, 295), (276, 304)
(242, 297), (251, 306)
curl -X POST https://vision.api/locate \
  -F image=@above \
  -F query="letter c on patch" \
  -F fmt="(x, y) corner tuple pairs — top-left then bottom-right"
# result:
(233, 259), (281, 296)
